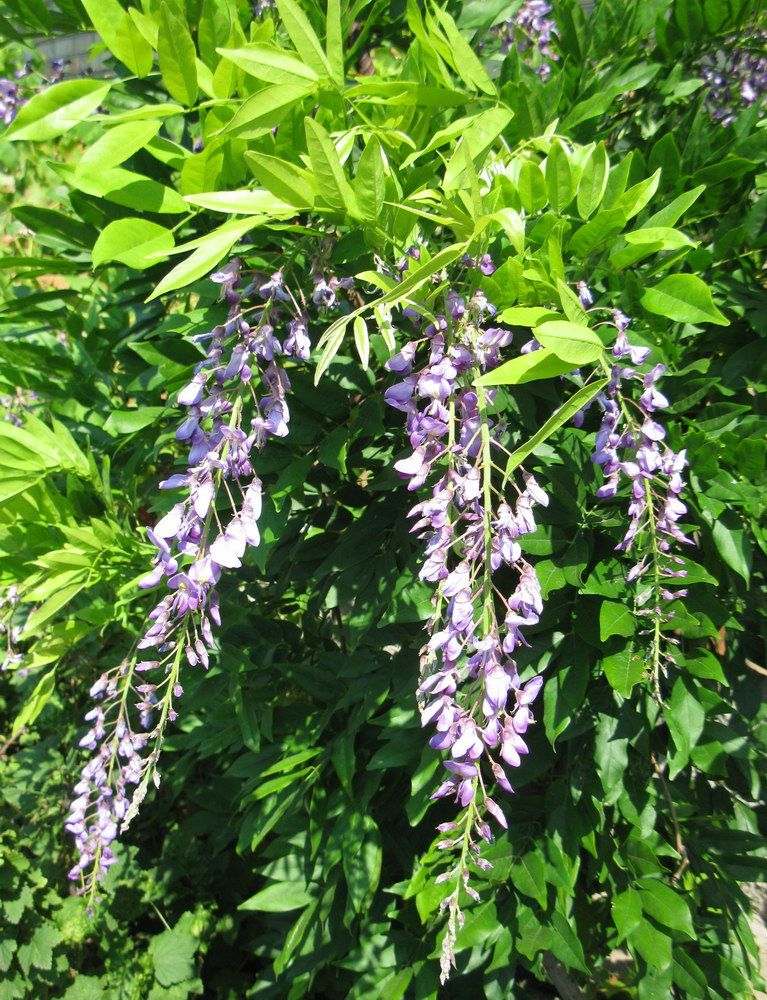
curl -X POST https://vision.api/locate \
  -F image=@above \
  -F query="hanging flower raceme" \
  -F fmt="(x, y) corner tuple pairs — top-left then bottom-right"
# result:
(66, 258), (341, 899)
(384, 271), (545, 982)
(579, 299), (692, 693)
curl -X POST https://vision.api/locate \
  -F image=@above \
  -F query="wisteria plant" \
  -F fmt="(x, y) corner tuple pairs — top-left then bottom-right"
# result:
(0, 0), (766, 998)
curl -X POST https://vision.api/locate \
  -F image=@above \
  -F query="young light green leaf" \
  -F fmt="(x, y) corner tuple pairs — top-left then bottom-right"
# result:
(158, 2), (198, 107)
(305, 117), (356, 214)
(78, 120), (162, 172)
(518, 159), (548, 213)
(353, 316), (369, 369)
(92, 219), (175, 269)
(641, 273), (728, 326)
(576, 142), (609, 219)
(216, 44), (319, 83)
(325, 0), (344, 87)
(353, 135), (385, 224)
(80, 0), (153, 76)
(429, 4), (495, 95)
(245, 151), (317, 208)
(10, 668), (57, 739)
(496, 307), (562, 326)
(146, 218), (255, 300)
(495, 379), (608, 477)
(50, 163), (188, 214)
(644, 185), (705, 228)
(534, 320), (604, 364)
(624, 227), (696, 248)
(24, 580), (86, 635)
(275, 0), (332, 78)
(545, 139), (573, 214)
(222, 82), (315, 138)
(183, 189), (297, 215)
(611, 168), (661, 221)
(476, 347), (580, 388)
(3, 79), (111, 141)
(569, 208), (626, 257)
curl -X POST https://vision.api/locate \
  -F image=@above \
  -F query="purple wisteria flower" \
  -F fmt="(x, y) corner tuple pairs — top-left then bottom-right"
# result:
(573, 302), (694, 692)
(698, 29), (767, 126)
(492, 0), (559, 80)
(67, 255), (353, 897)
(384, 273), (545, 982)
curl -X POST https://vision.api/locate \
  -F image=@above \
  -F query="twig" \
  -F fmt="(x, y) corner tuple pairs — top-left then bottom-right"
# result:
(651, 752), (690, 883)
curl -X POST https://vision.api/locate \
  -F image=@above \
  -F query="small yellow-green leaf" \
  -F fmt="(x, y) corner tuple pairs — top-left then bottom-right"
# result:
(93, 219), (175, 269)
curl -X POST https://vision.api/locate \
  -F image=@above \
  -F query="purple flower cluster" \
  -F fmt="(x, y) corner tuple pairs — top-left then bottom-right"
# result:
(698, 30), (767, 126)
(0, 78), (21, 126)
(590, 309), (692, 576)
(493, 0), (559, 80)
(1, 388), (37, 426)
(67, 257), (344, 896)
(384, 274), (545, 980)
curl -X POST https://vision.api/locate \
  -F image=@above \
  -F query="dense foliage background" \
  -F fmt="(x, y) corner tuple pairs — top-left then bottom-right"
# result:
(0, 0), (765, 997)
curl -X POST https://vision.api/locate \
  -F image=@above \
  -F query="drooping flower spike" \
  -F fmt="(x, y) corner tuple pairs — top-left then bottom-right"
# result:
(67, 257), (354, 898)
(384, 266), (545, 982)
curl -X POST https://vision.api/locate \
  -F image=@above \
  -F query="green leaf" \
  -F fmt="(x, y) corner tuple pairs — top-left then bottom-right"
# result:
(511, 851), (547, 908)
(576, 142), (609, 219)
(158, 2), (198, 107)
(624, 227), (695, 249)
(629, 916), (672, 969)
(103, 407), (167, 434)
(274, 0), (332, 78)
(549, 910), (588, 973)
(640, 274), (729, 326)
(325, 0), (344, 87)
(343, 815), (382, 913)
(639, 880), (695, 939)
(24, 580), (86, 635)
(711, 516), (751, 582)
(429, 4), (495, 95)
(183, 189), (297, 215)
(10, 668), (56, 738)
(603, 648), (645, 698)
(353, 316), (369, 370)
(239, 881), (315, 912)
(3, 80), (111, 141)
(569, 208), (626, 256)
(594, 713), (628, 805)
(534, 321), (604, 364)
(222, 82), (315, 138)
(518, 160), (547, 213)
(217, 44), (319, 83)
(147, 218), (255, 300)
(149, 925), (197, 987)
(496, 307), (561, 326)
(50, 163), (188, 214)
(475, 348), (577, 387)
(81, 0), (153, 75)
(497, 379), (608, 477)
(611, 169), (661, 221)
(612, 888), (642, 943)
(78, 121), (162, 173)
(305, 117), (356, 214)
(644, 185), (704, 228)
(93, 220), (175, 269)
(599, 600), (635, 641)
(545, 139), (573, 214)
(353, 135), (385, 224)
(245, 151), (317, 208)
(664, 674), (705, 778)
(273, 899), (319, 978)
